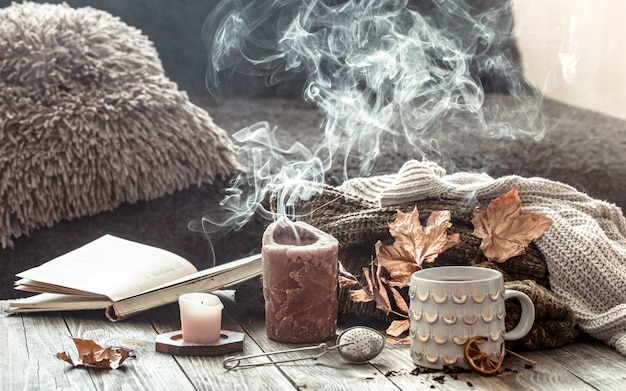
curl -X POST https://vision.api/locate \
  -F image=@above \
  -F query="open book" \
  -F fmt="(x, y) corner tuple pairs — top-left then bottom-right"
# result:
(6, 234), (262, 321)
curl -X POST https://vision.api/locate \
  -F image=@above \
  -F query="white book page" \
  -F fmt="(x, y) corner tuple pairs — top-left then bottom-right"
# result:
(14, 278), (102, 296)
(7, 293), (111, 311)
(16, 235), (198, 302)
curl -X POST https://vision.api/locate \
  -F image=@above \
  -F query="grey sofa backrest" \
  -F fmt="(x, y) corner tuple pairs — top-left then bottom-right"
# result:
(0, 0), (528, 101)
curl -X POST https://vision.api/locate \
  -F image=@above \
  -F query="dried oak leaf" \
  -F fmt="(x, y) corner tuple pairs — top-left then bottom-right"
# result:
(56, 337), (133, 369)
(472, 188), (552, 262)
(378, 208), (460, 286)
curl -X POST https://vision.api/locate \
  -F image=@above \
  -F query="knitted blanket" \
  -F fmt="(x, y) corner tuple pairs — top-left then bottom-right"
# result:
(338, 160), (626, 356)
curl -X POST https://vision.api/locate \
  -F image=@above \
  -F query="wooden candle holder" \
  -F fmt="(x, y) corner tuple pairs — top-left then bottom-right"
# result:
(155, 330), (244, 356)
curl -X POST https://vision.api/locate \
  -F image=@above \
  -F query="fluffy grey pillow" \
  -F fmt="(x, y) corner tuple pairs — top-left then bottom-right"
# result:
(0, 2), (239, 248)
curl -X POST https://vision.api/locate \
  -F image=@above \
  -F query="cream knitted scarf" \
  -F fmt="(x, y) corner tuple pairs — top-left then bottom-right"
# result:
(338, 160), (626, 355)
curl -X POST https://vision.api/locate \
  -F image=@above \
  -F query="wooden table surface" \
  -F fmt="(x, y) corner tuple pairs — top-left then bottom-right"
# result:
(2, 292), (626, 391)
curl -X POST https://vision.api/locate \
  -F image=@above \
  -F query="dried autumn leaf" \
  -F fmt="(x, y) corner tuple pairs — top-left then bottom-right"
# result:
(374, 240), (419, 287)
(347, 260), (412, 331)
(338, 260), (360, 289)
(346, 208), (457, 323)
(56, 352), (75, 366)
(385, 334), (412, 345)
(390, 208), (460, 265)
(347, 261), (394, 315)
(472, 188), (552, 262)
(56, 337), (133, 369)
(386, 319), (410, 337)
(388, 284), (409, 315)
(385, 284), (410, 337)
(371, 262), (393, 314)
(378, 208), (460, 286)
(346, 285), (374, 304)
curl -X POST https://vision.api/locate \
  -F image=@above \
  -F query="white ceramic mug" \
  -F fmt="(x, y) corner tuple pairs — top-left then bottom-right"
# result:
(409, 266), (535, 369)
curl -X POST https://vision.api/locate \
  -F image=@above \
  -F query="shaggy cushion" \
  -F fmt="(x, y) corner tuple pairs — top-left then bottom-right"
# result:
(0, 2), (239, 248)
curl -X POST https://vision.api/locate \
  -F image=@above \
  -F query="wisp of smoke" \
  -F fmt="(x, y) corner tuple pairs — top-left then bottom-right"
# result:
(200, 122), (328, 233)
(200, 0), (544, 234)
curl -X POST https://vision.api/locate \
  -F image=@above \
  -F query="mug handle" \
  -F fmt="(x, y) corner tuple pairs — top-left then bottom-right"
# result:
(502, 290), (536, 341)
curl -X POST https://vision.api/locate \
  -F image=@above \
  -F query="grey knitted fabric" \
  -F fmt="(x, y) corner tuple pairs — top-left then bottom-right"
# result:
(339, 160), (626, 355)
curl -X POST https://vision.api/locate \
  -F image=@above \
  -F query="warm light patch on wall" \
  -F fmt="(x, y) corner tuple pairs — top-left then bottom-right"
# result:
(514, 0), (626, 120)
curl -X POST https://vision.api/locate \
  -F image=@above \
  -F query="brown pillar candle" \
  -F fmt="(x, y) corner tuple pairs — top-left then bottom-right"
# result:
(262, 218), (339, 343)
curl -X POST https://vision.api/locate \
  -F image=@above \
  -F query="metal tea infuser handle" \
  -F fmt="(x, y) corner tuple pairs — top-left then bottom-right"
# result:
(222, 326), (385, 370)
(222, 342), (351, 369)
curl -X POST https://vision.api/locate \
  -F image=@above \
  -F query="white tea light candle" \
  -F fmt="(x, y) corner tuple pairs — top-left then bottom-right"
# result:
(179, 293), (223, 344)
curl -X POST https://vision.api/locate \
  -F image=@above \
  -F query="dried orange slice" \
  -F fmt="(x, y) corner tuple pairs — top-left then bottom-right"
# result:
(464, 336), (504, 376)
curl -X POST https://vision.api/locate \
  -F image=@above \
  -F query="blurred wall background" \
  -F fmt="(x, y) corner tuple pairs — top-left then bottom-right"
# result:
(3, 0), (623, 119)
(514, 0), (626, 120)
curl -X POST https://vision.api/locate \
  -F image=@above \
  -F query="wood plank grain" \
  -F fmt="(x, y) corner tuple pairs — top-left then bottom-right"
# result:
(364, 341), (592, 390)
(5, 299), (626, 391)
(1, 302), (104, 390)
(219, 291), (405, 390)
(460, 350), (596, 391)
(61, 307), (196, 391)
(217, 289), (609, 391)
(542, 339), (626, 391)
(1, 303), (34, 389)
(147, 297), (298, 391)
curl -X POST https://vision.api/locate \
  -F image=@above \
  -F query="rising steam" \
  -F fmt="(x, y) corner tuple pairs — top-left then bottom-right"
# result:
(200, 0), (544, 233)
